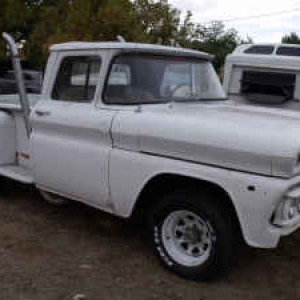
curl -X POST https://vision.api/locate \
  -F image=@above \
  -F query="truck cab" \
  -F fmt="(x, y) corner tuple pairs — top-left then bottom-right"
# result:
(1, 34), (300, 281)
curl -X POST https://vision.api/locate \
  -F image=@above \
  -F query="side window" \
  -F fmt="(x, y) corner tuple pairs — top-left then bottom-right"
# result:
(52, 56), (101, 102)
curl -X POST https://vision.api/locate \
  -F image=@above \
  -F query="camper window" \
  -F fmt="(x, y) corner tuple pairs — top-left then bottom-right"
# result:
(241, 71), (296, 104)
(244, 46), (274, 55)
(276, 46), (300, 57)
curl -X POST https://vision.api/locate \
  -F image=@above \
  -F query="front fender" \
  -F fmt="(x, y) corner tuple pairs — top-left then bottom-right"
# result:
(109, 149), (292, 248)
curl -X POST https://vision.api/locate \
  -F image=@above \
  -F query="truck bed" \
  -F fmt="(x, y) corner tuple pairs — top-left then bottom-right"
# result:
(0, 94), (40, 111)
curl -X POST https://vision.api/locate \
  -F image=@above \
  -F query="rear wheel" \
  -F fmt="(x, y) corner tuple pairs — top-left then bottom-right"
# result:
(149, 188), (238, 281)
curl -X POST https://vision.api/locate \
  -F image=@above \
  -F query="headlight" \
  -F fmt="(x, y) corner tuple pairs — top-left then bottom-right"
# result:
(286, 200), (297, 219)
(272, 189), (300, 227)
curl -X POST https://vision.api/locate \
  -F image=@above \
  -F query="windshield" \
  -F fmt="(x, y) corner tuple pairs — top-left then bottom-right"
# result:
(104, 54), (226, 105)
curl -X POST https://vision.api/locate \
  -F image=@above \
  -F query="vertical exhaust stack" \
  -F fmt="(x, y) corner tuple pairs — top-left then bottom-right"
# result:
(2, 33), (31, 137)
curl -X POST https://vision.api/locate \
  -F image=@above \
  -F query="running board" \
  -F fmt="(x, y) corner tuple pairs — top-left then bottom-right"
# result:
(0, 165), (34, 184)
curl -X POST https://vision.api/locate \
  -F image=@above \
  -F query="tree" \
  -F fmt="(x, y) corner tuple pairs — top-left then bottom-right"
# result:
(0, 0), (251, 71)
(0, 0), (63, 64)
(176, 11), (198, 47)
(96, 0), (143, 42)
(133, 0), (181, 44)
(190, 21), (251, 72)
(0, 0), (28, 61)
(23, 0), (185, 68)
(25, 0), (138, 68)
(282, 32), (300, 44)
(23, 0), (71, 68)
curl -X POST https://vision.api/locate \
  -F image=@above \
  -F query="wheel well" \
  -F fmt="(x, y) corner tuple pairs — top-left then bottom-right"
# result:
(132, 174), (243, 239)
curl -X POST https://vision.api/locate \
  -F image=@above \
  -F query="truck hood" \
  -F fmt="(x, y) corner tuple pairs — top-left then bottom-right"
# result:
(114, 102), (300, 178)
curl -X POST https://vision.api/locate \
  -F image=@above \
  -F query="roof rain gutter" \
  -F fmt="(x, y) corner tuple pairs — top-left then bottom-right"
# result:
(2, 32), (31, 137)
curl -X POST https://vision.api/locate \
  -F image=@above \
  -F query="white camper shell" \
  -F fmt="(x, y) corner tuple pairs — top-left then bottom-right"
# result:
(224, 43), (300, 110)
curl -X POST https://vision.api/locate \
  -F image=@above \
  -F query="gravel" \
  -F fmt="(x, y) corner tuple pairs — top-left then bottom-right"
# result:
(0, 178), (299, 300)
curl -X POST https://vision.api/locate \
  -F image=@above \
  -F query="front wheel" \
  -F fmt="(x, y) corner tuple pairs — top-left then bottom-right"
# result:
(149, 189), (238, 281)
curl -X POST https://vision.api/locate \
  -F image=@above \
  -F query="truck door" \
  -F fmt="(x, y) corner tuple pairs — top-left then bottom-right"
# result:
(30, 53), (114, 208)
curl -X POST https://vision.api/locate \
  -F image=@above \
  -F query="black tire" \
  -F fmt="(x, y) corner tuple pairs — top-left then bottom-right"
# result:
(149, 188), (238, 281)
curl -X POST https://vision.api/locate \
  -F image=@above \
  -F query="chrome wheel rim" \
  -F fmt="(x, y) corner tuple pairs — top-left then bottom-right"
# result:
(162, 210), (215, 267)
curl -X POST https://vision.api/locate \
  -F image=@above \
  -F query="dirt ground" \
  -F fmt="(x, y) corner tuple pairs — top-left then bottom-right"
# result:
(0, 179), (299, 300)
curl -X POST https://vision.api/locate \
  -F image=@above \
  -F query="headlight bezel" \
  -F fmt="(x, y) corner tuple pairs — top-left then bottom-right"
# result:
(272, 190), (300, 227)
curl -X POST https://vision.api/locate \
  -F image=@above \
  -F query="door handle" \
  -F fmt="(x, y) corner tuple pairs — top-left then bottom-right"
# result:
(35, 110), (51, 117)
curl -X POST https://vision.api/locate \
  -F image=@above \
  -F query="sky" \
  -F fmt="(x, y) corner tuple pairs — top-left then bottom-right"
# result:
(169, 0), (300, 43)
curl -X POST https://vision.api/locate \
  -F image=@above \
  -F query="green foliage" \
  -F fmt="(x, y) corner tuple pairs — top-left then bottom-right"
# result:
(133, 0), (181, 44)
(0, 0), (27, 61)
(282, 32), (300, 44)
(24, 0), (185, 67)
(0, 0), (251, 71)
(189, 21), (252, 72)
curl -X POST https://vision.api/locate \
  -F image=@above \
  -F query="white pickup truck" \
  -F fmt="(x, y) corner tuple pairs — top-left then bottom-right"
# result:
(1, 34), (300, 281)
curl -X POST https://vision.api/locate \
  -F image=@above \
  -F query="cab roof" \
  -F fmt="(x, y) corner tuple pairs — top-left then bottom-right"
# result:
(50, 42), (212, 60)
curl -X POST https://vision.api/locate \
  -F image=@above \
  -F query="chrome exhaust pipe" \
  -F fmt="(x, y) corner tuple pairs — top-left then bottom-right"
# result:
(2, 32), (31, 136)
